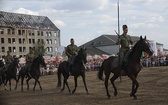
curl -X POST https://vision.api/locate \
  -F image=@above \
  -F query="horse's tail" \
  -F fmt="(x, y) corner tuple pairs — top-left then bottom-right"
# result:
(98, 59), (106, 81)
(57, 63), (62, 88)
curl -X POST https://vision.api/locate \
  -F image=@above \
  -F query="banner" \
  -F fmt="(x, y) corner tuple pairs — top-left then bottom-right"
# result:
(148, 40), (157, 56)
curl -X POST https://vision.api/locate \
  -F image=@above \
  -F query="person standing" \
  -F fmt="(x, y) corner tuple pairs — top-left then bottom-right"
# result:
(65, 38), (78, 75)
(117, 25), (133, 74)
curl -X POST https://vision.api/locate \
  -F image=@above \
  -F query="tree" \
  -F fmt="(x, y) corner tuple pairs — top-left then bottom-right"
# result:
(34, 40), (47, 56)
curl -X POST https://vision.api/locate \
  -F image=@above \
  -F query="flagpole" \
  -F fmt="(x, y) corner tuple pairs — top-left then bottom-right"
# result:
(117, 0), (120, 35)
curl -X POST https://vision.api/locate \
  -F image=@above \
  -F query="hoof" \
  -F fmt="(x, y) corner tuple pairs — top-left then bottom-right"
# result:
(107, 94), (111, 98)
(130, 92), (133, 97)
(114, 92), (117, 97)
(133, 95), (137, 100)
(72, 90), (75, 94)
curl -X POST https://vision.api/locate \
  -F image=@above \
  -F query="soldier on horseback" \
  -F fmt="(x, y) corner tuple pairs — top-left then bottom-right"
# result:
(65, 38), (78, 75)
(25, 48), (35, 77)
(5, 51), (14, 66)
(117, 25), (133, 75)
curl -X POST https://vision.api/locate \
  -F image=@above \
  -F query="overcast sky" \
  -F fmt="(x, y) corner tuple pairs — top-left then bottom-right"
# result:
(0, 0), (168, 48)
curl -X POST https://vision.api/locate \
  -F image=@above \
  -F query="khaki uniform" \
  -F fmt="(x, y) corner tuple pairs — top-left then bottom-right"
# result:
(119, 34), (133, 65)
(66, 44), (78, 65)
(5, 55), (14, 65)
(26, 53), (35, 71)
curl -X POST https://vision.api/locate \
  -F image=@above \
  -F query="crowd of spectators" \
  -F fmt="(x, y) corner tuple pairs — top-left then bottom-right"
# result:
(141, 55), (168, 67)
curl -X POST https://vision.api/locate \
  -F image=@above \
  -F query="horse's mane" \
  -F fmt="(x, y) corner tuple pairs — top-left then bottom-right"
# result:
(128, 39), (143, 59)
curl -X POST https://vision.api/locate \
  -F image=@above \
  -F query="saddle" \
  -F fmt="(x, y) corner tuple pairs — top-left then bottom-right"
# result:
(112, 51), (131, 76)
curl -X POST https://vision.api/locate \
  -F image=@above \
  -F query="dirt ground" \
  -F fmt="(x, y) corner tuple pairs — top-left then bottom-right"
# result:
(0, 66), (168, 105)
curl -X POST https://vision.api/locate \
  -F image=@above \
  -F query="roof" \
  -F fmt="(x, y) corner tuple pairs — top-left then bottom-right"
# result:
(83, 34), (140, 47)
(0, 11), (59, 31)
(80, 34), (140, 56)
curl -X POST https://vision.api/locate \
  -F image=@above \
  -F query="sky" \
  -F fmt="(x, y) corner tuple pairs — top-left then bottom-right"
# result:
(0, 0), (168, 48)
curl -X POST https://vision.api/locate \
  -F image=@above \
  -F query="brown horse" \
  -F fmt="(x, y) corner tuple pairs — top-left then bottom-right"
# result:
(98, 36), (153, 99)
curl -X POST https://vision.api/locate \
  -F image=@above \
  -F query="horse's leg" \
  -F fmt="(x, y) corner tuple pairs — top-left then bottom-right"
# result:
(21, 76), (24, 92)
(9, 79), (11, 91)
(37, 79), (42, 91)
(128, 74), (139, 100)
(65, 78), (71, 93)
(33, 78), (38, 92)
(4, 78), (8, 90)
(72, 76), (78, 94)
(81, 74), (89, 94)
(14, 76), (18, 90)
(110, 73), (119, 97)
(26, 77), (31, 90)
(61, 78), (66, 92)
(105, 73), (111, 98)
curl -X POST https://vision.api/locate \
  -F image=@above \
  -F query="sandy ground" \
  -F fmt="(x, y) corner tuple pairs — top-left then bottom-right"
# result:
(0, 66), (168, 105)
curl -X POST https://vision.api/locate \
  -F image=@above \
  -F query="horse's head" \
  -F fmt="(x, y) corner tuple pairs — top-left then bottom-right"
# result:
(78, 48), (87, 64)
(137, 36), (153, 56)
(37, 54), (46, 69)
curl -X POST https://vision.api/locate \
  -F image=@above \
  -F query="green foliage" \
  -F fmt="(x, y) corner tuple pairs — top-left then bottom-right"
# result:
(34, 39), (47, 56)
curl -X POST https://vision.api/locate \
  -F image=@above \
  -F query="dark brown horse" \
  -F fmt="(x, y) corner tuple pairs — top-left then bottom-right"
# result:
(18, 55), (46, 92)
(57, 48), (89, 94)
(98, 36), (153, 99)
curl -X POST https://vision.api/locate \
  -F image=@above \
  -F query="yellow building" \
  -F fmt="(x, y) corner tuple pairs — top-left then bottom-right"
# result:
(0, 11), (60, 57)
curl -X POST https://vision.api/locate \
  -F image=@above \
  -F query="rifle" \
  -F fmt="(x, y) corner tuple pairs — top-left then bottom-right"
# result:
(114, 30), (120, 45)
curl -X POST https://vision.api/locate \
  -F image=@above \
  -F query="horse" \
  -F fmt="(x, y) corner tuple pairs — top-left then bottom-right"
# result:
(57, 48), (89, 94)
(0, 59), (5, 85)
(4, 57), (20, 90)
(98, 36), (153, 99)
(18, 54), (46, 92)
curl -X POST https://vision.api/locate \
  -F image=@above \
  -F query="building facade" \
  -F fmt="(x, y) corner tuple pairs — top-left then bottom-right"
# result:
(0, 11), (60, 57)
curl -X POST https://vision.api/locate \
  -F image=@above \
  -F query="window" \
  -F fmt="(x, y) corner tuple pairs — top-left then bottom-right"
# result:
(12, 38), (15, 44)
(28, 30), (31, 35)
(22, 30), (25, 35)
(2, 47), (5, 52)
(32, 39), (35, 44)
(46, 39), (49, 44)
(32, 30), (34, 36)
(12, 29), (15, 34)
(54, 32), (57, 37)
(41, 31), (43, 36)
(50, 47), (53, 52)
(1, 38), (4, 43)
(55, 39), (57, 44)
(13, 47), (16, 52)
(0, 29), (4, 34)
(49, 32), (52, 36)
(19, 47), (22, 52)
(23, 47), (26, 52)
(8, 38), (11, 44)
(8, 47), (12, 52)
(49, 39), (52, 44)
(46, 32), (48, 36)
(55, 47), (58, 52)
(18, 30), (21, 35)
(38, 39), (40, 44)
(47, 47), (49, 52)
(23, 39), (26, 44)
(37, 31), (40, 36)
(19, 38), (22, 44)
(29, 39), (31, 44)
(8, 29), (11, 34)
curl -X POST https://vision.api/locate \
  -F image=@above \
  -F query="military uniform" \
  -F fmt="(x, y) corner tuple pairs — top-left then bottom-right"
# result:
(5, 55), (14, 65)
(119, 33), (133, 66)
(66, 44), (78, 64)
(26, 53), (35, 72)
